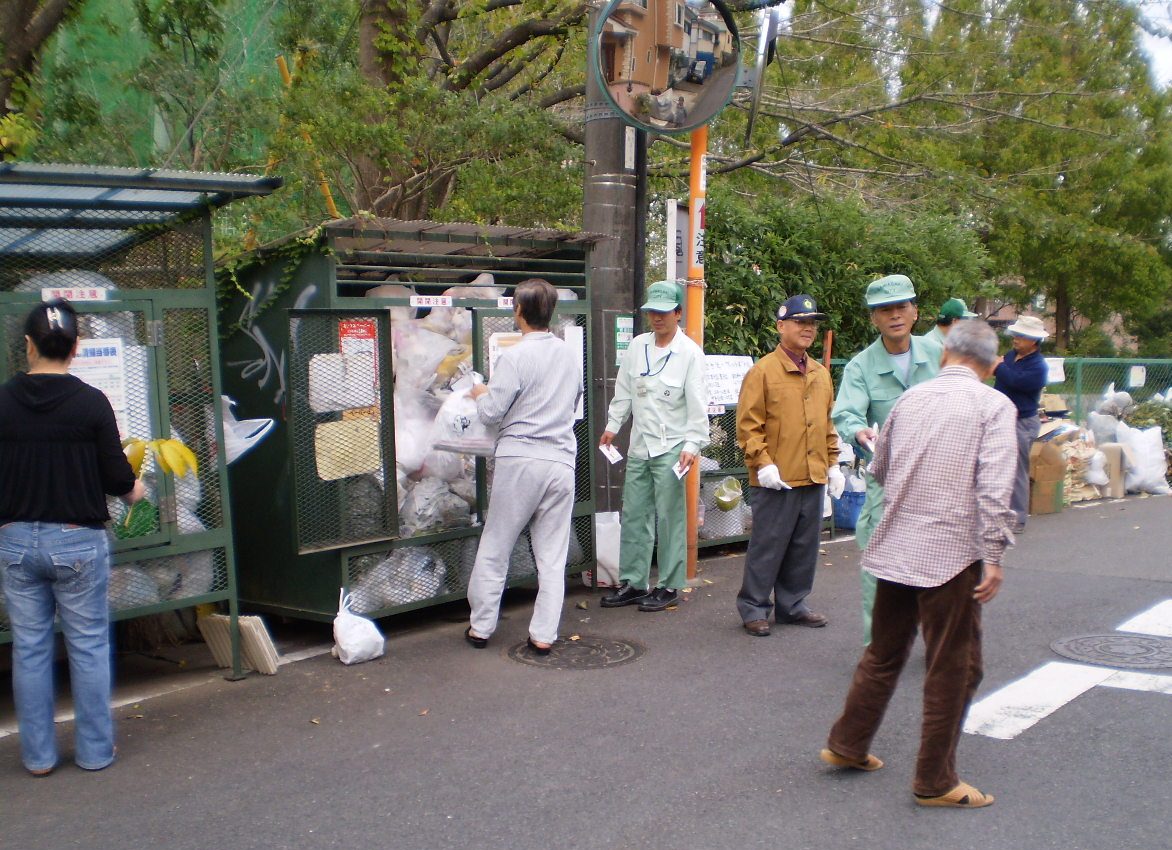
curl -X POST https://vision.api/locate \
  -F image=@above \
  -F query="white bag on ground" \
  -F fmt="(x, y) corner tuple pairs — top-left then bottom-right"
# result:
(1116, 421), (1171, 495)
(584, 512), (622, 587)
(332, 589), (385, 664)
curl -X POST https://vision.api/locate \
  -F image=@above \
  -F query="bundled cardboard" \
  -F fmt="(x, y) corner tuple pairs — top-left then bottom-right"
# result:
(1029, 440), (1066, 515)
(1098, 443), (1126, 499)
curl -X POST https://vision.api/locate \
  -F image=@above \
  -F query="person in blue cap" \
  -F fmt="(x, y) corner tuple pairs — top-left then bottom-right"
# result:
(599, 280), (709, 613)
(735, 294), (844, 636)
(831, 275), (943, 644)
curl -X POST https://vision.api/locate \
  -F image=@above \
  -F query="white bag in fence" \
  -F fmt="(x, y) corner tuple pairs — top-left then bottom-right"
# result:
(430, 386), (496, 457)
(332, 589), (385, 664)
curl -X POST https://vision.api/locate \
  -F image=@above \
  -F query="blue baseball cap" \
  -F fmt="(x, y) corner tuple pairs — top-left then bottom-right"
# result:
(776, 294), (827, 321)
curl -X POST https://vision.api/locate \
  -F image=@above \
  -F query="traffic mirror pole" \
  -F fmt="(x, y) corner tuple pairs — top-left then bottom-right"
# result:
(685, 126), (708, 582)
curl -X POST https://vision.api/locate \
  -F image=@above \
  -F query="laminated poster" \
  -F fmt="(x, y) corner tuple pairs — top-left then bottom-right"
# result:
(70, 337), (129, 438)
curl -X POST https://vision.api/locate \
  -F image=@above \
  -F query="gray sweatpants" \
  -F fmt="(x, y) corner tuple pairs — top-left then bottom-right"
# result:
(468, 457), (575, 644)
(1012, 415), (1040, 526)
(736, 483), (824, 623)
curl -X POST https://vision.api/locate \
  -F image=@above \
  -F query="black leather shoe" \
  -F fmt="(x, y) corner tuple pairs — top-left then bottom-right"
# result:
(600, 582), (650, 608)
(637, 587), (679, 612)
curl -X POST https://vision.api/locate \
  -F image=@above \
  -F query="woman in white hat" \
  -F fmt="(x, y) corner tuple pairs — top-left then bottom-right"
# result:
(993, 315), (1050, 532)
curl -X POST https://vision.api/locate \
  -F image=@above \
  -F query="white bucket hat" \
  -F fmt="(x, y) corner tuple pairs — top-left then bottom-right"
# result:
(1005, 315), (1049, 340)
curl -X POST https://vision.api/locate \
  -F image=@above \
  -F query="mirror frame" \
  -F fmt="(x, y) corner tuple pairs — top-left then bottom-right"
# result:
(591, 0), (742, 135)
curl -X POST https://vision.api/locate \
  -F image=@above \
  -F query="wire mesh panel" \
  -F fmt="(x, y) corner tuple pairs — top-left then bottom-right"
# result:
(108, 548), (228, 615)
(345, 537), (466, 615)
(288, 311), (395, 552)
(162, 307), (223, 534)
(0, 218), (205, 292)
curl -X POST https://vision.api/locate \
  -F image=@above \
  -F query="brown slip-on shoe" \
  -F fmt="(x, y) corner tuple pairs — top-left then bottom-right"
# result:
(743, 619), (771, 637)
(781, 611), (828, 628)
(819, 748), (884, 771)
(915, 781), (994, 808)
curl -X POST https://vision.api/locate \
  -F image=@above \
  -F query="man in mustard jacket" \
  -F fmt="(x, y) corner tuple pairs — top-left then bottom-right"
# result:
(735, 295), (843, 636)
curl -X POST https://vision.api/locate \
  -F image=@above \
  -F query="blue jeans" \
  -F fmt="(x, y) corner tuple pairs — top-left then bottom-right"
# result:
(0, 522), (114, 772)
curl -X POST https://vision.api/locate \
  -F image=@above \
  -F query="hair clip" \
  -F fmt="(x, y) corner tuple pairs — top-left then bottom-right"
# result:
(45, 307), (64, 331)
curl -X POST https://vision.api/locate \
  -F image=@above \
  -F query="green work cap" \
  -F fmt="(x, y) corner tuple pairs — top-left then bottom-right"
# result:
(865, 274), (916, 307)
(641, 280), (683, 313)
(938, 297), (977, 320)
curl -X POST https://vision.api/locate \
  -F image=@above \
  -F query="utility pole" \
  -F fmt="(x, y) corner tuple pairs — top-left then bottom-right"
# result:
(584, 7), (639, 513)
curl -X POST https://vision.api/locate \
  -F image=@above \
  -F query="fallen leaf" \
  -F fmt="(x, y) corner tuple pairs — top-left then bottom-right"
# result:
(309, 718), (320, 725)
(576, 600), (589, 609)
(570, 634), (581, 641)
(824, 562), (833, 567)
(418, 709), (429, 716)
(682, 587), (693, 594)
(819, 549), (828, 554)
(702, 579), (714, 585)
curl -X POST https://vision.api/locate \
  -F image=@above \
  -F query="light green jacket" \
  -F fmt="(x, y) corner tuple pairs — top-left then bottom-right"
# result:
(606, 329), (709, 459)
(831, 333), (943, 547)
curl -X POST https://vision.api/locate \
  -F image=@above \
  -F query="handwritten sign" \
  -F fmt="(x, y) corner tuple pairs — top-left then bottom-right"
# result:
(704, 355), (754, 406)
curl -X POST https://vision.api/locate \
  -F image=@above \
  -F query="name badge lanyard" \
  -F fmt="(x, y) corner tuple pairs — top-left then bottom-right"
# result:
(639, 345), (673, 448)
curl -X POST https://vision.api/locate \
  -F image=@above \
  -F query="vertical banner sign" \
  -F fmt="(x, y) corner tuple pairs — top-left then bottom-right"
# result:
(666, 199), (688, 282)
(614, 315), (634, 367)
(690, 196), (706, 273)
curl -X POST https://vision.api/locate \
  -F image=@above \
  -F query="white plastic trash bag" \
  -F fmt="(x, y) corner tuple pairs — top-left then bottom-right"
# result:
(430, 383), (496, 457)
(1116, 421), (1171, 495)
(332, 589), (385, 664)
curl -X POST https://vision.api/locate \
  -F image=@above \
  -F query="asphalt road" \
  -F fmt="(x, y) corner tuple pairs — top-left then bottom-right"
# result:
(2, 495), (1170, 850)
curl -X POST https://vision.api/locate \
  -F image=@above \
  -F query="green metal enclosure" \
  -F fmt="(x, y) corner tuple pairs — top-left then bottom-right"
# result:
(219, 218), (601, 622)
(0, 163), (279, 648)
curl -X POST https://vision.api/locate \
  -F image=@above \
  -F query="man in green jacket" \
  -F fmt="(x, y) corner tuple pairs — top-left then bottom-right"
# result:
(831, 275), (943, 643)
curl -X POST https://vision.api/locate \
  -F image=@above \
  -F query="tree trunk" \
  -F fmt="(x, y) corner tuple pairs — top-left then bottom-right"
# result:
(1054, 279), (1071, 352)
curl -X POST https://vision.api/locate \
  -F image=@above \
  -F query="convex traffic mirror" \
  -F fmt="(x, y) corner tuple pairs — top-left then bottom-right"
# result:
(593, 0), (741, 134)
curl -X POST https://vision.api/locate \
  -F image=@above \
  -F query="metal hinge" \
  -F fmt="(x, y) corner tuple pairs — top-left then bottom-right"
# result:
(157, 493), (177, 525)
(146, 320), (164, 346)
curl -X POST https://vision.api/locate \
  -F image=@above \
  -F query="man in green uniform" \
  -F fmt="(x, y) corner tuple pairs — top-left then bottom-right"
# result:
(599, 281), (709, 613)
(831, 275), (943, 643)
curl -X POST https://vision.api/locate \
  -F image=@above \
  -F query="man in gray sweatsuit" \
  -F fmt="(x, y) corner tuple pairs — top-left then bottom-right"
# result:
(465, 278), (583, 651)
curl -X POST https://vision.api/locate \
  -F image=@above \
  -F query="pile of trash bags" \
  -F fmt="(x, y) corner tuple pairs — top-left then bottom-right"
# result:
(383, 282), (506, 537)
(1086, 384), (1171, 496)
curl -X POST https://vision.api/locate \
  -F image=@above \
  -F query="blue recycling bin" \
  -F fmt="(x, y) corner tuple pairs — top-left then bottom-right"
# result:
(832, 491), (866, 530)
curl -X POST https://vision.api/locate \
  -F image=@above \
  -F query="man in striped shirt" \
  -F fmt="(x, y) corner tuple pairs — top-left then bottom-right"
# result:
(821, 320), (1017, 809)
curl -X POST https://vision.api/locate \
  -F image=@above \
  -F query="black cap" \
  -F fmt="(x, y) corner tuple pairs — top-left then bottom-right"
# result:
(776, 294), (828, 321)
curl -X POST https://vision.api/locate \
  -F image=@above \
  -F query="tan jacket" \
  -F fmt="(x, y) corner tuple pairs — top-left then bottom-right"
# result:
(736, 347), (839, 487)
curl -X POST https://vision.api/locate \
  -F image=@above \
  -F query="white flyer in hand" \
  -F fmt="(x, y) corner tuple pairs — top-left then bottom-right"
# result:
(599, 444), (623, 464)
(673, 461), (689, 480)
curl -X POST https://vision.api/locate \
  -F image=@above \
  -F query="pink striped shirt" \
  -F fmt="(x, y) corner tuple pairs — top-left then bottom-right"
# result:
(862, 365), (1018, 587)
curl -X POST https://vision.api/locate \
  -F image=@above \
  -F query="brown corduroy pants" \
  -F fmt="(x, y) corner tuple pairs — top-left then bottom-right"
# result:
(826, 562), (984, 797)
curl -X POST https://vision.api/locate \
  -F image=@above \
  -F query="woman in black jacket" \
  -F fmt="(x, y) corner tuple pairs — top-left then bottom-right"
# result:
(0, 299), (144, 776)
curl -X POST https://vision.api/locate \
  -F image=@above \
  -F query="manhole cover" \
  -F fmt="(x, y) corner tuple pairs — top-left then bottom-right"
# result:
(507, 635), (645, 669)
(1050, 633), (1172, 669)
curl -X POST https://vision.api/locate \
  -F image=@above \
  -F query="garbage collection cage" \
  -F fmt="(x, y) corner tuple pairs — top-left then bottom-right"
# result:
(0, 163), (280, 646)
(219, 218), (602, 622)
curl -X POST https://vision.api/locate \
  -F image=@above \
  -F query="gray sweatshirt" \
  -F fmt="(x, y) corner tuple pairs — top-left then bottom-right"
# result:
(475, 331), (582, 467)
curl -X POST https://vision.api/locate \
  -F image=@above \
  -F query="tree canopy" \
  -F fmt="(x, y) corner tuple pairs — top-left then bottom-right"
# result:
(4, 0), (1172, 351)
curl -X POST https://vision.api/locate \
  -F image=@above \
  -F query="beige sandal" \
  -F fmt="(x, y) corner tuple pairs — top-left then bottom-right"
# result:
(819, 748), (885, 771)
(915, 781), (994, 808)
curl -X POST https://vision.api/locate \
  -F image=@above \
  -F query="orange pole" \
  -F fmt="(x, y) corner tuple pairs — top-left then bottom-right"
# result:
(685, 126), (708, 581)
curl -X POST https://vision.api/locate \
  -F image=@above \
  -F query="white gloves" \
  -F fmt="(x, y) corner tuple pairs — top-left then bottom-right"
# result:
(827, 465), (846, 499)
(756, 464), (791, 491)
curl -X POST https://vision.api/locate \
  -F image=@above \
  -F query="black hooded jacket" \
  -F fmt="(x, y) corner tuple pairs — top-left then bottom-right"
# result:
(0, 373), (136, 527)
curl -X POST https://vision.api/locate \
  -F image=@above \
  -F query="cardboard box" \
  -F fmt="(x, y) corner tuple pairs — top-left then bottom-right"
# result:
(1029, 441), (1066, 483)
(1029, 478), (1064, 515)
(1098, 443), (1125, 499)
